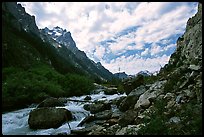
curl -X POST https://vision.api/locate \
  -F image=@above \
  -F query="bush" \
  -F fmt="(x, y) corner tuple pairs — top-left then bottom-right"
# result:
(62, 73), (95, 96)
(138, 99), (168, 135)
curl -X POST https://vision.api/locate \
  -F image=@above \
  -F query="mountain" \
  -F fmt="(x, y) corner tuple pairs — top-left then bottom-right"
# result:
(136, 70), (152, 76)
(114, 72), (129, 79)
(2, 2), (114, 81)
(40, 26), (114, 80)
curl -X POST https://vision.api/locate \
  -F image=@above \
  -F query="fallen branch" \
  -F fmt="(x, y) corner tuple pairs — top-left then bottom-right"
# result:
(66, 99), (93, 103)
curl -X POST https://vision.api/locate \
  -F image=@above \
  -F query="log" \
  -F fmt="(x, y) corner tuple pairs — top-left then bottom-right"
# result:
(67, 99), (93, 103)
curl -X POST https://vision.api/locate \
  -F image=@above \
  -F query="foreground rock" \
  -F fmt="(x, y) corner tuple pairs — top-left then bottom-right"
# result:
(37, 97), (65, 108)
(28, 108), (72, 129)
(118, 85), (147, 112)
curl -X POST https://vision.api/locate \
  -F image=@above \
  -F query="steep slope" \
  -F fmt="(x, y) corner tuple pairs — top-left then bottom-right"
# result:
(2, 2), (114, 80)
(40, 26), (114, 80)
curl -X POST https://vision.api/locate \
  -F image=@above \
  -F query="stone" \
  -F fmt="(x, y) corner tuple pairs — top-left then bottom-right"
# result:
(84, 96), (92, 100)
(89, 102), (111, 114)
(28, 108), (72, 129)
(106, 118), (118, 126)
(104, 124), (121, 135)
(77, 114), (95, 127)
(118, 109), (138, 127)
(188, 64), (201, 71)
(118, 95), (139, 112)
(95, 110), (112, 120)
(37, 97), (65, 108)
(104, 87), (118, 95)
(169, 117), (181, 123)
(164, 93), (175, 100)
(134, 89), (159, 109)
(166, 100), (175, 109)
(176, 95), (183, 104)
(111, 109), (123, 118)
(71, 125), (104, 135)
(115, 125), (140, 135)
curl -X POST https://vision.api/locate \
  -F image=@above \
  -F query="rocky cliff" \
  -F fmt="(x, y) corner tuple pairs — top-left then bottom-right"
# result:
(2, 2), (39, 36)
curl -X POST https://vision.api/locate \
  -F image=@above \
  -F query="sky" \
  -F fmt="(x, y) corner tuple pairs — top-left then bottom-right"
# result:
(19, 2), (198, 75)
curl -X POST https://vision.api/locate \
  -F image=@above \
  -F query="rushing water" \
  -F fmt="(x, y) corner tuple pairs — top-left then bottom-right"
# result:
(2, 91), (126, 135)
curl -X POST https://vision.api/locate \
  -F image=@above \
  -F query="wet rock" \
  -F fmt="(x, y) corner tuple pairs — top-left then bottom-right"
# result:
(37, 97), (65, 108)
(28, 108), (72, 129)
(77, 115), (95, 127)
(83, 104), (91, 111)
(84, 96), (92, 100)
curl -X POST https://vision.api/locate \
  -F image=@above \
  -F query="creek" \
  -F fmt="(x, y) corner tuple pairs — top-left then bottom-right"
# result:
(2, 90), (126, 135)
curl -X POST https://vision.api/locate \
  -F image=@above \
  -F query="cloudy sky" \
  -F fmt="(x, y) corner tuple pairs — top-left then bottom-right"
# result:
(19, 2), (198, 75)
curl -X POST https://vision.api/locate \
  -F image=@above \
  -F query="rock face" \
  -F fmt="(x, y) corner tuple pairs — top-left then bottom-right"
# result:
(28, 108), (72, 129)
(2, 2), (39, 36)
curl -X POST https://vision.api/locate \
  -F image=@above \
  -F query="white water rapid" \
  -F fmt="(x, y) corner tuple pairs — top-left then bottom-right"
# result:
(2, 91), (126, 135)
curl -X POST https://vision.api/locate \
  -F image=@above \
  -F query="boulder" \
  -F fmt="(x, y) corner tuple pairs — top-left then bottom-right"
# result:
(104, 87), (118, 95)
(28, 108), (72, 129)
(95, 110), (112, 120)
(169, 116), (181, 123)
(118, 109), (138, 127)
(77, 115), (95, 127)
(134, 88), (159, 109)
(118, 85), (146, 112)
(118, 95), (138, 112)
(188, 64), (201, 71)
(115, 125), (141, 135)
(84, 96), (92, 100)
(71, 125), (104, 135)
(37, 97), (65, 108)
(104, 124), (121, 135)
(85, 102), (111, 114)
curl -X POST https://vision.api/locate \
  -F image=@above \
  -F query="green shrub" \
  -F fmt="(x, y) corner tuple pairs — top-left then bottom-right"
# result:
(138, 99), (168, 135)
(62, 73), (95, 96)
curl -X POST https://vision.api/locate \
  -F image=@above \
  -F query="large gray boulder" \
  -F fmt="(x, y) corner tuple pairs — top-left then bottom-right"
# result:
(118, 85), (146, 112)
(118, 109), (138, 127)
(28, 108), (72, 129)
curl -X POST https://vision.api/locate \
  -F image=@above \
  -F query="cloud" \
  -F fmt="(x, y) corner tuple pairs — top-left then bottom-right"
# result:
(102, 54), (170, 75)
(19, 2), (198, 75)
